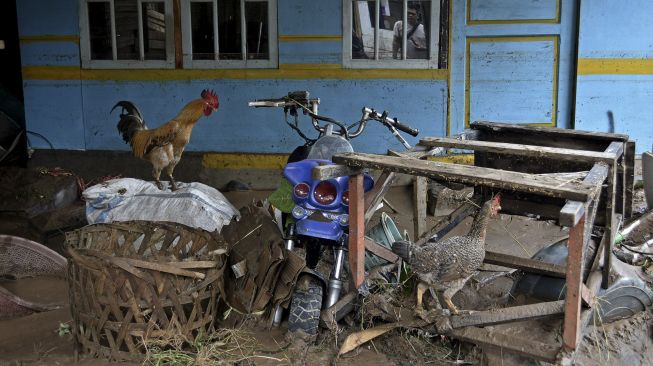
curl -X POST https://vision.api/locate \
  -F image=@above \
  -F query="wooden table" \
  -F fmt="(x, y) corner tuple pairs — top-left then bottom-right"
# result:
(314, 121), (634, 361)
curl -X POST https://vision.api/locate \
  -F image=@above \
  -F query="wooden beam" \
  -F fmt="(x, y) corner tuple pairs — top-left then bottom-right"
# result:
(415, 202), (476, 245)
(559, 162), (608, 227)
(471, 121), (630, 142)
(364, 238), (400, 264)
(449, 300), (565, 329)
(363, 170), (395, 225)
(413, 177), (428, 239)
(333, 153), (594, 201)
(313, 164), (363, 180)
(449, 327), (560, 363)
(483, 251), (566, 278)
(563, 216), (585, 350)
(348, 174), (365, 289)
(603, 160), (617, 289)
(624, 140), (636, 219)
(420, 137), (619, 164)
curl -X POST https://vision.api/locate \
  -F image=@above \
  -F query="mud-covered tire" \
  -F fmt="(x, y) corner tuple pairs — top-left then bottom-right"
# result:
(287, 275), (323, 335)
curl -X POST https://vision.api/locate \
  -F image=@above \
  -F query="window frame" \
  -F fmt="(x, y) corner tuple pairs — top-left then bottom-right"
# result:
(79, 0), (176, 69)
(343, 0), (441, 69)
(180, 0), (278, 69)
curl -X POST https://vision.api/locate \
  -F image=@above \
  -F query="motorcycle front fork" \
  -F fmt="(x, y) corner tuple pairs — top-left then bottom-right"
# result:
(273, 224), (297, 326)
(325, 242), (347, 308)
(272, 226), (348, 326)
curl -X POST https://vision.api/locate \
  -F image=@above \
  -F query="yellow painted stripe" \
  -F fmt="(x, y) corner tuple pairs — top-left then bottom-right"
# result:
(279, 35), (342, 42)
(202, 153), (288, 170)
(20, 35), (79, 43)
(201, 152), (473, 170)
(427, 154), (474, 165)
(577, 58), (653, 75)
(22, 65), (449, 81)
(279, 63), (342, 70)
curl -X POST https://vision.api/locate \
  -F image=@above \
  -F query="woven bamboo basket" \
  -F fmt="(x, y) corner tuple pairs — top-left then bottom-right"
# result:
(65, 221), (227, 361)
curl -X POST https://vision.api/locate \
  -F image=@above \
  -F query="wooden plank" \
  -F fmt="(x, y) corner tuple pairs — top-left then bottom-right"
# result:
(603, 160), (617, 289)
(313, 164), (363, 180)
(415, 202), (476, 245)
(483, 251), (566, 278)
(449, 327), (560, 363)
(563, 216), (585, 350)
(348, 174), (365, 289)
(333, 152), (594, 201)
(364, 238), (400, 263)
(559, 162), (609, 227)
(420, 137), (619, 164)
(624, 140), (636, 219)
(413, 176), (428, 239)
(471, 121), (630, 142)
(363, 170), (395, 225)
(449, 300), (565, 329)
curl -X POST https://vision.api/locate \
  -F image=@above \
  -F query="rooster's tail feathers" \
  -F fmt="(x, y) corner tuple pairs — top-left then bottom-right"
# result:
(111, 101), (144, 122)
(114, 101), (147, 146)
(391, 240), (414, 262)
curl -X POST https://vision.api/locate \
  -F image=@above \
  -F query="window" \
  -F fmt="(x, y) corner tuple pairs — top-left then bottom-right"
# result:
(181, 0), (278, 68)
(79, 0), (277, 69)
(344, 0), (447, 68)
(80, 0), (175, 68)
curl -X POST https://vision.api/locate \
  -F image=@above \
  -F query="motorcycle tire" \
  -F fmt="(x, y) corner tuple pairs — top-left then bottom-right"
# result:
(287, 274), (323, 335)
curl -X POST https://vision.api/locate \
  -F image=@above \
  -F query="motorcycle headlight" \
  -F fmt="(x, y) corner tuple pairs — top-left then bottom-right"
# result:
(292, 206), (307, 219)
(314, 181), (337, 205)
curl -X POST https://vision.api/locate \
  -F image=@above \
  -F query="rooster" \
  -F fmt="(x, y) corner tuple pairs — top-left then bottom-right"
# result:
(112, 89), (219, 190)
(392, 195), (501, 315)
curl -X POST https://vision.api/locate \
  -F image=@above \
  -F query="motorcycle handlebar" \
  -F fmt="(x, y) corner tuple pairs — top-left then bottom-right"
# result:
(362, 108), (419, 137)
(248, 100), (286, 108)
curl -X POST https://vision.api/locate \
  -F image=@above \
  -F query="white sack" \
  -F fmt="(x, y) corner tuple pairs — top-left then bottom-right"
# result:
(83, 178), (240, 232)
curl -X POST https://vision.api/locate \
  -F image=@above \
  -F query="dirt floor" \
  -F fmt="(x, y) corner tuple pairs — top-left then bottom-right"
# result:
(1, 164), (652, 366)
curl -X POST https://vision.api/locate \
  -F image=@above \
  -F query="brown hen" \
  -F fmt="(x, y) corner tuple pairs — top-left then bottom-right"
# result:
(392, 195), (501, 314)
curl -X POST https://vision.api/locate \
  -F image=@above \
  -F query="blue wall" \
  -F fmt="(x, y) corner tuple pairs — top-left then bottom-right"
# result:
(575, 0), (653, 153)
(16, 0), (653, 155)
(17, 0), (446, 154)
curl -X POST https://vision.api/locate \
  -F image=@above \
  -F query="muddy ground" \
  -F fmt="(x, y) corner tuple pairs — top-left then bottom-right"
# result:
(0, 165), (652, 366)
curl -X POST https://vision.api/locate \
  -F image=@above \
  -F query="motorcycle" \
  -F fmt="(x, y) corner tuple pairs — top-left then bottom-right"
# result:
(249, 91), (419, 335)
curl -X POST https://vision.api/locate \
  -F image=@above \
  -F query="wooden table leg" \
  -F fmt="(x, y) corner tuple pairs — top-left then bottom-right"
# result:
(563, 215), (585, 350)
(603, 161), (617, 289)
(349, 173), (365, 289)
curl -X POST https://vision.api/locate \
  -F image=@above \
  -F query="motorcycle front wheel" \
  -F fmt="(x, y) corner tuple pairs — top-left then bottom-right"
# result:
(287, 274), (323, 336)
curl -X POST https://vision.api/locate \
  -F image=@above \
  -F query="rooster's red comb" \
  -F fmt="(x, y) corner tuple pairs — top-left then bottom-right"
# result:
(201, 89), (219, 109)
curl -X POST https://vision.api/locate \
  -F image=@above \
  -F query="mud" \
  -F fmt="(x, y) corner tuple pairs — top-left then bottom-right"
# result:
(0, 163), (652, 365)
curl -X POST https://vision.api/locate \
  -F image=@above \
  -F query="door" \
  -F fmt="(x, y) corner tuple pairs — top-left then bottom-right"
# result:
(0, 0), (27, 166)
(449, 0), (578, 134)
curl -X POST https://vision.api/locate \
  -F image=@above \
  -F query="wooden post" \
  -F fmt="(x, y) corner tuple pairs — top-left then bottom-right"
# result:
(563, 215), (585, 350)
(349, 173), (365, 289)
(603, 161), (617, 289)
(413, 176), (428, 239)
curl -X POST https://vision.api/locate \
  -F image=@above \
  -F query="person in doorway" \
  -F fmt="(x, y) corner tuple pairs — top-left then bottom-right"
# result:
(392, 5), (427, 59)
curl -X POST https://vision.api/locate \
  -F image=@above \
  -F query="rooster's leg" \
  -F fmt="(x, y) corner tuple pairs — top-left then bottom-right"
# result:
(152, 167), (164, 190)
(166, 164), (178, 191)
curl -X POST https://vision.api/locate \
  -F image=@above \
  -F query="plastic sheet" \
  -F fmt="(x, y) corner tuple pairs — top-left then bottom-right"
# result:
(83, 178), (240, 232)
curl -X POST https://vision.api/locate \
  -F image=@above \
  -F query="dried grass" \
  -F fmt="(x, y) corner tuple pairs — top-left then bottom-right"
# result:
(142, 327), (288, 366)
